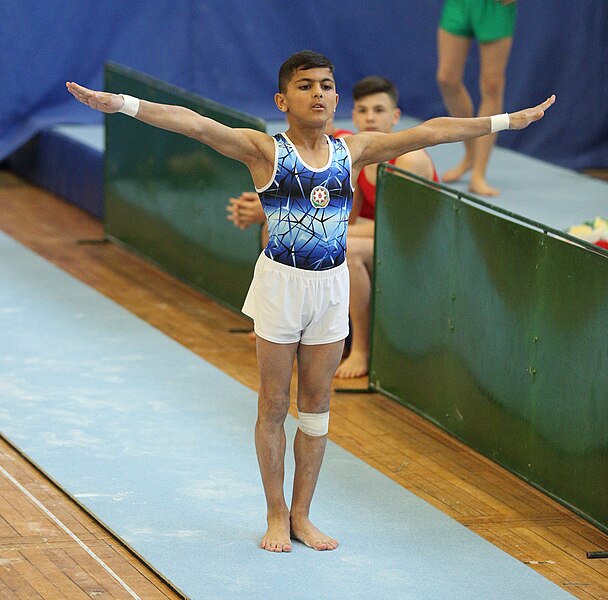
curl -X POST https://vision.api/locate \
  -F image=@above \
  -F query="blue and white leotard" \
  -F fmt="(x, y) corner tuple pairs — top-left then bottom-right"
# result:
(256, 133), (353, 271)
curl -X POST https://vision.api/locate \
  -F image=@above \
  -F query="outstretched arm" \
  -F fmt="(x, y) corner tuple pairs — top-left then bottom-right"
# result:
(348, 95), (555, 169)
(65, 82), (272, 171)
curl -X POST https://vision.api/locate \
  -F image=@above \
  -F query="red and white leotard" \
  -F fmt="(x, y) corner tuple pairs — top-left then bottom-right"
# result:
(332, 128), (354, 138)
(357, 152), (439, 220)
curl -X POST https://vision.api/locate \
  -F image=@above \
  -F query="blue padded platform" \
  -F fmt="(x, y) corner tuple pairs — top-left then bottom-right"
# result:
(394, 116), (608, 232)
(0, 231), (573, 600)
(7, 116), (607, 235)
(6, 125), (104, 218)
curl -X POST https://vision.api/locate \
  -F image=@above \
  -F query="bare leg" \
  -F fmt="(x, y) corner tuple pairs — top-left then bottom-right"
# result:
(436, 28), (474, 182)
(469, 37), (513, 196)
(335, 237), (374, 379)
(290, 340), (344, 550)
(255, 337), (298, 552)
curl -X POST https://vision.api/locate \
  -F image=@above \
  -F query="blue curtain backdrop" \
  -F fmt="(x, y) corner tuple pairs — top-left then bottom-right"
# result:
(0, 0), (606, 170)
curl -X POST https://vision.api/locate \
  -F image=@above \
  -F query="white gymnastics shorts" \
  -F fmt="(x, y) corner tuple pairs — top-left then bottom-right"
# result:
(242, 253), (350, 345)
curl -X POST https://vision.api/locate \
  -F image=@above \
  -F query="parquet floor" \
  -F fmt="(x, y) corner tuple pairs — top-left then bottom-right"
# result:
(1, 168), (607, 599)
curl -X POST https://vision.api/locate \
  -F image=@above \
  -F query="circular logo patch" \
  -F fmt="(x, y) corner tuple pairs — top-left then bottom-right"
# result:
(310, 185), (331, 208)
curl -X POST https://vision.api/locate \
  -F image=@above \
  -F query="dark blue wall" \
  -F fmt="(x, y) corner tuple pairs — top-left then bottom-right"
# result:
(1, 0), (606, 170)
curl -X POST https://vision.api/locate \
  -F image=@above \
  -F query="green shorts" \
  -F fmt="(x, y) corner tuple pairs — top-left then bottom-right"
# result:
(439, 0), (516, 43)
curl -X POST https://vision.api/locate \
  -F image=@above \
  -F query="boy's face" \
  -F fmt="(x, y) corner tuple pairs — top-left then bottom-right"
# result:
(352, 92), (400, 134)
(275, 67), (339, 125)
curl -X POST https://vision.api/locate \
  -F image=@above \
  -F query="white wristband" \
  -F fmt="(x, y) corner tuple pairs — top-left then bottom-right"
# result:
(490, 113), (510, 133)
(118, 94), (140, 117)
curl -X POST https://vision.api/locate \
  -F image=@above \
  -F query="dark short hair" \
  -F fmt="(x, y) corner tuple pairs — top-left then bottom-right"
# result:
(278, 50), (335, 93)
(352, 76), (399, 106)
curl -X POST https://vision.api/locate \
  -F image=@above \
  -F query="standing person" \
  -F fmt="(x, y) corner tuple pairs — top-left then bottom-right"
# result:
(436, 0), (517, 196)
(335, 76), (439, 379)
(67, 50), (553, 553)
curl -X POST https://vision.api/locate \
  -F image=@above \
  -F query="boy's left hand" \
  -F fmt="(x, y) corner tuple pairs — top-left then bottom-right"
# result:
(508, 95), (556, 130)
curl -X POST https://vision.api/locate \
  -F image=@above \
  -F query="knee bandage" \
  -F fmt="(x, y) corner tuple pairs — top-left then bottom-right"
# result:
(298, 411), (330, 437)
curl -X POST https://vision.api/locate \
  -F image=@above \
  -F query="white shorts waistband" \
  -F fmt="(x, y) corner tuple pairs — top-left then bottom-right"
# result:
(259, 252), (348, 280)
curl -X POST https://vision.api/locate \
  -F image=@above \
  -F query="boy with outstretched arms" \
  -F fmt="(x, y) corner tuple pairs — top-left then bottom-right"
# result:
(67, 50), (553, 553)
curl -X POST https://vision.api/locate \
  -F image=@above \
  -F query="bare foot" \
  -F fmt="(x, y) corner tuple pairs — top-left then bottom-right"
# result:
(334, 351), (368, 379)
(290, 515), (338, 551)
(441, 157), (472, 183)
(261, 512), (292, 552)
(469, 176), (500, 197)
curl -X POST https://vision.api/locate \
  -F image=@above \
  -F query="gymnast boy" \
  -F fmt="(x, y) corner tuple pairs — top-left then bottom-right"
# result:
(67, 49), (553, 553)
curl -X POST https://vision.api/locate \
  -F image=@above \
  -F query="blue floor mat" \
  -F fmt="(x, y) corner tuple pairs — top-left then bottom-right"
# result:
(0, 232), (572, 599)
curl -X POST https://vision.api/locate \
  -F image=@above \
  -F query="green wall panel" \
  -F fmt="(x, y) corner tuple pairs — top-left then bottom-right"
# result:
(371, 164), (608, 532)
(104, 63), (265, 312)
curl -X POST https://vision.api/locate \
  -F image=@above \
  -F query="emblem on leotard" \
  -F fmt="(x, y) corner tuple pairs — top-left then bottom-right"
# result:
(310, 185), (330, 208)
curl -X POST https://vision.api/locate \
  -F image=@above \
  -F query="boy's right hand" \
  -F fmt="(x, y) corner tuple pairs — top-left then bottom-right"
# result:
(66, 82), (123, 113)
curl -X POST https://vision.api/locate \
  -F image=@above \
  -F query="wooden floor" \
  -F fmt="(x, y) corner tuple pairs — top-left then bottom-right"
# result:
(1, 168), (607, 599)
(0, 437), (183, 600)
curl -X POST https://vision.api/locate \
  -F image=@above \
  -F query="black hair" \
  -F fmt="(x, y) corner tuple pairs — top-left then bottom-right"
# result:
(352, 76), (399, 106)
(278, 50), (335, 93)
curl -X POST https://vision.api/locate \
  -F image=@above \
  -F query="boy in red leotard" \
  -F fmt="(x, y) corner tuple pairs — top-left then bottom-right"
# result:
(336, 76), (439, 379)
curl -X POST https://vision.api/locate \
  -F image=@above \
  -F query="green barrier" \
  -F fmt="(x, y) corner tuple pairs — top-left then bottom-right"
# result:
(371, 163), (608, 533)
(104, 63), (264, 313)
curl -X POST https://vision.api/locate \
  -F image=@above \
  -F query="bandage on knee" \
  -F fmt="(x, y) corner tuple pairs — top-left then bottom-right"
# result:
(298, 411), (329, 437)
